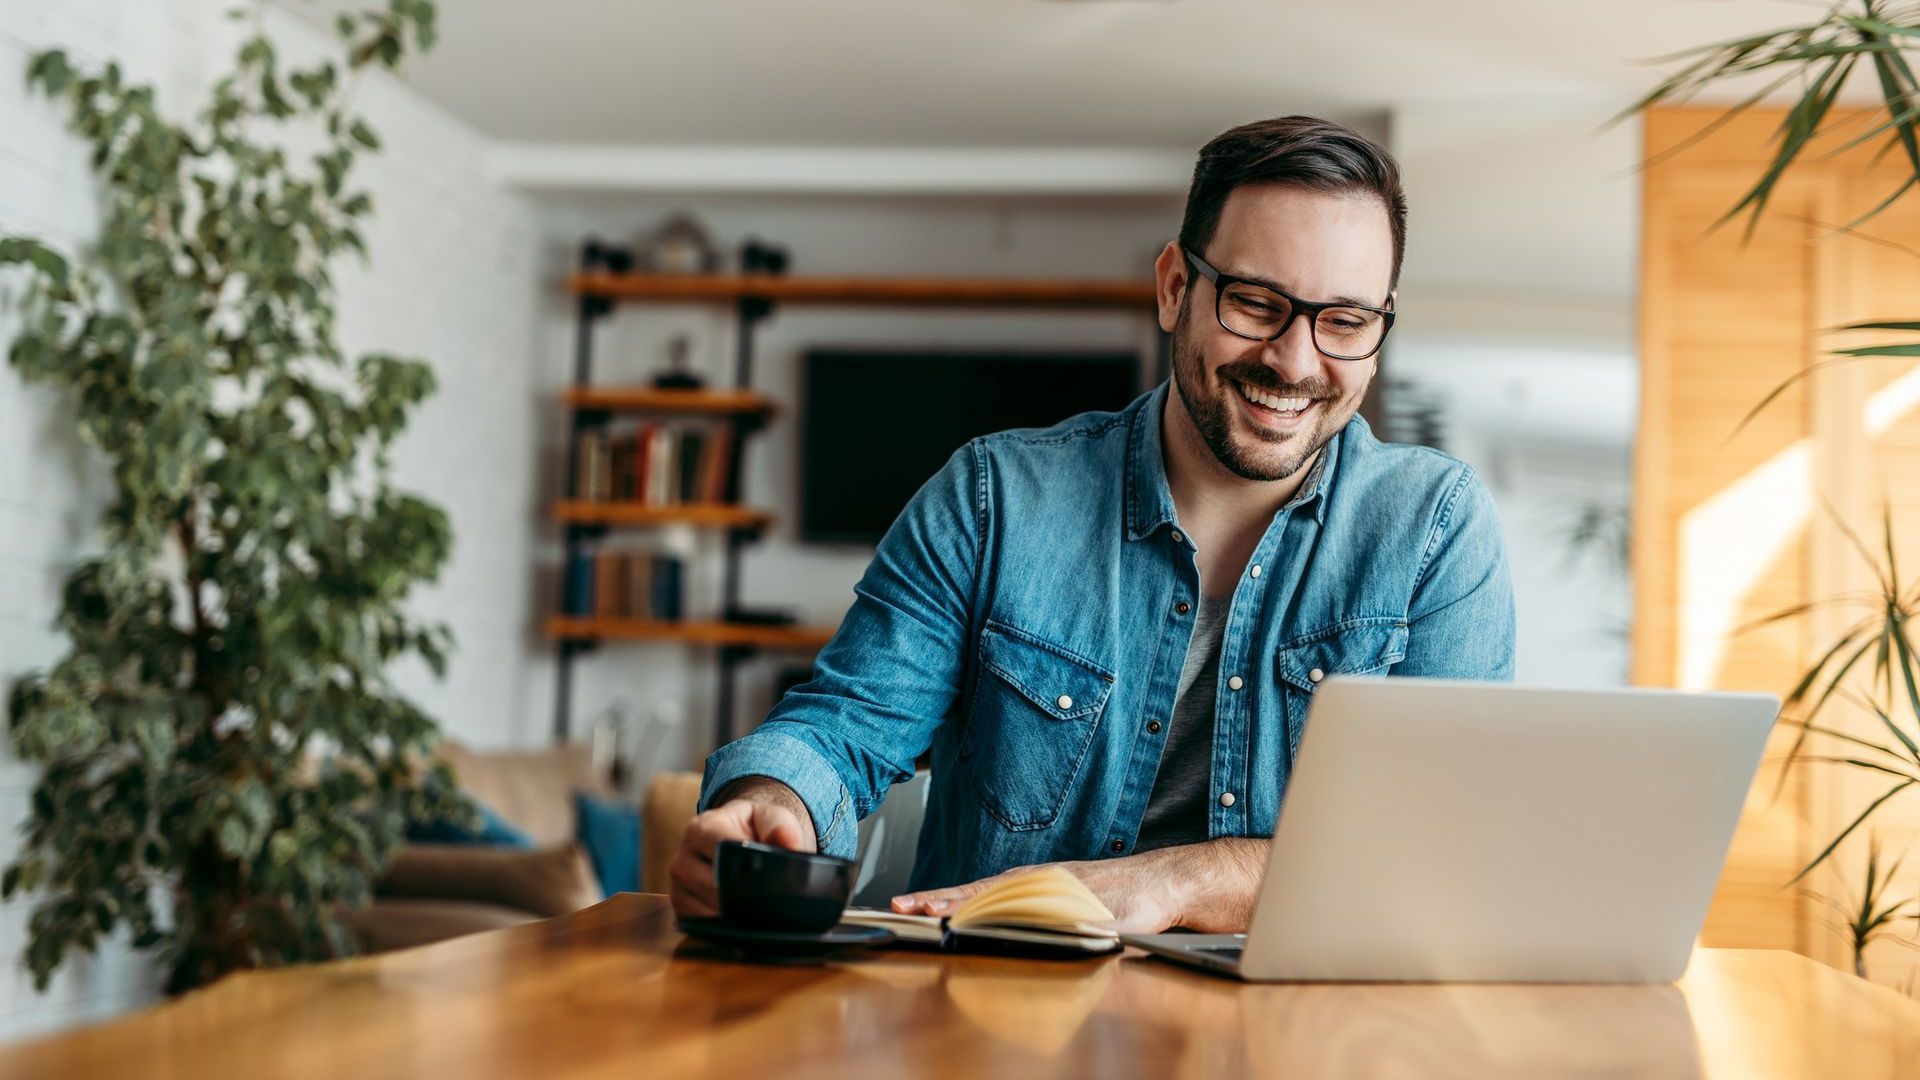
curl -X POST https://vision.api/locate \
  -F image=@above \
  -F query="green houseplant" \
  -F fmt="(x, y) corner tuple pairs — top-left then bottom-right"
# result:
(0, 0), (469, 994)
(1624, 0), (1920, 981)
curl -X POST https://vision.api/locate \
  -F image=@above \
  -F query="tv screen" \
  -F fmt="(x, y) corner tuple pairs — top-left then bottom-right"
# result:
(801, 348), (1140, 544)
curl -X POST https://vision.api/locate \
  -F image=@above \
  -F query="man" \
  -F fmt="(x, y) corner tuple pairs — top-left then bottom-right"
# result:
(670, 115), (1514, 933)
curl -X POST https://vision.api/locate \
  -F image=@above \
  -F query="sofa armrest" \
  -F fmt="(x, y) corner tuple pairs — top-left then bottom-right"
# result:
(641, 771), (704, 895)
(377, 842), (602, 918)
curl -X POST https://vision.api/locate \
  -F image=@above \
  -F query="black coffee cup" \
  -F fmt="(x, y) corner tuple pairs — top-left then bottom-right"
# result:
(714, 840), (855, 933)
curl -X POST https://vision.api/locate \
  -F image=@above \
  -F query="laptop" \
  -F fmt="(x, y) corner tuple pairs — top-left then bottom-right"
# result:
(1122, 677), (1776, 983)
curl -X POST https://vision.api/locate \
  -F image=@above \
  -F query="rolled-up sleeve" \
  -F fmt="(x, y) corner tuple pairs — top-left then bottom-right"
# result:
(1389, 464), (1516, 681)
(700, 441), (984, 859)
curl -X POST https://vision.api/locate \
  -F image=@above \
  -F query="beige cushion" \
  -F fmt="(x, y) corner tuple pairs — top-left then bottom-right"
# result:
(642, 771), (704, 895)
(346, 898), (537, 953)
(440, 741), (606, 847)
(377, 842), (603, 918)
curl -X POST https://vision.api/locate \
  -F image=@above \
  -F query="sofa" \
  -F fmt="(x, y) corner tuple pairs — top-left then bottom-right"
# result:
(346, 742), (625, 952)
(348, 748), (923, 953)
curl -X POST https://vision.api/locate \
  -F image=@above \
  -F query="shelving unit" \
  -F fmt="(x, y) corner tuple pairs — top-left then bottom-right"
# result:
(548, 617), (838, 652)
(554, 247), (1160, 745)
(552, 501), (773, 531)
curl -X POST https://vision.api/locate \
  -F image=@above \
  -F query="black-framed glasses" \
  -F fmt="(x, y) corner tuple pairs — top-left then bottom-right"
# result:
(1183, 249), (1394, 361)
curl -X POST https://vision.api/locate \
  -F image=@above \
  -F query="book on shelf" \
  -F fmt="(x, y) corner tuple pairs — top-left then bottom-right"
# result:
(563, 550), (595, 617)
(560, 548), (686, 620)
(841, 865), (1121, 958)
(573, 424), (734, 508)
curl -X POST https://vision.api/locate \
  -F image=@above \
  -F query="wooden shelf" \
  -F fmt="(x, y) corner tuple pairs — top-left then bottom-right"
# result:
(548, 616), (836, 651)
(568, 271), (1157, 310)
(564, 386), (777, 417)
(554, 501), (772, 530)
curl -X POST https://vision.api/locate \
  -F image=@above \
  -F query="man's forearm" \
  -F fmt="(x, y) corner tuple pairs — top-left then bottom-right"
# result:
(1153, 837), (1269, 933)
(710, 776), (817, 852)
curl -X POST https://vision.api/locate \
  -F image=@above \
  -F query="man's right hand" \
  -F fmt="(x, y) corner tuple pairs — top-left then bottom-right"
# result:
(668, 778), (816, 919)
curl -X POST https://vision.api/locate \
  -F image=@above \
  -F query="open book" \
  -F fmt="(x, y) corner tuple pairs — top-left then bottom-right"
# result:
(842, 866), (1122, 957)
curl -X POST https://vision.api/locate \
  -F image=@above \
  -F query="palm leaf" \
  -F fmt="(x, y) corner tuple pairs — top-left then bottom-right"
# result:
(1718, 54), (1856, 243)
(1793, 755), (1920, 782)
(1836, 342), (1920, 357)
(1773, 632), (1882, 796)
(1729, 356), (1868, 439)
(1779, 717), (1914, 763)
(1792, 780), (1918, 883)
(1883, 501), (1901, 605)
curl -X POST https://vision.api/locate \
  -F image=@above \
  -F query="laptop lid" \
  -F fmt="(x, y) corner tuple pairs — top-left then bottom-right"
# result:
(1238, 678), (1776, 983)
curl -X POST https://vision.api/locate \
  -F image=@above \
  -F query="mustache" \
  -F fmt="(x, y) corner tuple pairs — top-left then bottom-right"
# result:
(1215, 362), (1337, 400)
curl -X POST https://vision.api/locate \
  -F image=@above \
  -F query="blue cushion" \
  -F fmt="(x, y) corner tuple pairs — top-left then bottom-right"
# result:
(574, 791), (641, 897)
(407, 798), (535, 849)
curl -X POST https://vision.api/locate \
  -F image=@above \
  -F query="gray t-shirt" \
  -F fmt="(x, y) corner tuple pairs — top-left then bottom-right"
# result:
(1135, 593), (1229, 851)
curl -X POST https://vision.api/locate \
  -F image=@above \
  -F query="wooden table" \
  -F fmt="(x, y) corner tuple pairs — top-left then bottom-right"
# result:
(3, 894), (1916, 1078)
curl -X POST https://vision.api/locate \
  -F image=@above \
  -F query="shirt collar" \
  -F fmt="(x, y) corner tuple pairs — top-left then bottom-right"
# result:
(1124, 379), (1341, 541)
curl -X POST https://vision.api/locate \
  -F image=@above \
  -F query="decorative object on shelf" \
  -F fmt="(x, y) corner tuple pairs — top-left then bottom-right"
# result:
(0, 5), (464, 995)
(739, 235), (790, 276)
(652, 334), (706, 390)
(640, 211), (720, 274)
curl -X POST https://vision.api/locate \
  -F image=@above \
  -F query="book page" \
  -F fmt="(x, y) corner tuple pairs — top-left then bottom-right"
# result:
(840, 909), (944, 943)
(948, 866), (1117, 937)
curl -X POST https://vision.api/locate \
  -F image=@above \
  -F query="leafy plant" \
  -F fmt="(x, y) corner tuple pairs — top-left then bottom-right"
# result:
(1746, 507), (1920, 884)
(1625, 0), (1920, 983)
(0, 1), (468, 994)
(1804, 835), (1920, 979)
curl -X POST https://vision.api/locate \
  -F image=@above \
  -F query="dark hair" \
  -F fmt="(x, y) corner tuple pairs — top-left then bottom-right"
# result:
(1178, 115), (1408, 292)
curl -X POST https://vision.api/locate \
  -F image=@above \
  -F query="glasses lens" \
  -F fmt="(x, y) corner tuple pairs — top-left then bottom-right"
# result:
(1313, 307), (1387, 360)
(1217, 282), (1291, 339)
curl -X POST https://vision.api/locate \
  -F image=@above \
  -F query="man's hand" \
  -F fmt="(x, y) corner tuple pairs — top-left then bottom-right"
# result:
(668, 778), (816, 919)
(889, 838), (1268, 935)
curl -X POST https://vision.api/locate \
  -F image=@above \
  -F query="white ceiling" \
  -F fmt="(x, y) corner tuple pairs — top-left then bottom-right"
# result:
(282, 0), (1842, 149)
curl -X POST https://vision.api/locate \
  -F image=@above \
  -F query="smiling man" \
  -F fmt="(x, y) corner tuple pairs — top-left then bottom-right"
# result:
(670, 116), (1515, 933)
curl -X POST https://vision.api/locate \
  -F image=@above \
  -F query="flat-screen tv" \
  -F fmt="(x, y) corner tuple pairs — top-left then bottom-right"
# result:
(801, 348), (1140, 544)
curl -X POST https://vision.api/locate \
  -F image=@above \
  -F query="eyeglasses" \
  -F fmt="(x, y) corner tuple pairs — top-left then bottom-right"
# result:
(1183, 249), (1394, 361)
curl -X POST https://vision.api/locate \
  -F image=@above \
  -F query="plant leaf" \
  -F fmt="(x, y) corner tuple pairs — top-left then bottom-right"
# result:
(1791, 780), (1918, 884)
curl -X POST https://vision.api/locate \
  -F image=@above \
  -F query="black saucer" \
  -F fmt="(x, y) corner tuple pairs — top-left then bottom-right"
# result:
(677, 918), (893, 963)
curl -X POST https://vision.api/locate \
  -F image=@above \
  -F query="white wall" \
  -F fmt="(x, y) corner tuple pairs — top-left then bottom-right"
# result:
(0, 0), (541, 1037)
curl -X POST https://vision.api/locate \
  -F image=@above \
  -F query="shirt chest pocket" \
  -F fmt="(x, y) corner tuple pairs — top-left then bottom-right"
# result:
(1276, 620), (1409, 757)
(961, 621), (1115, 831)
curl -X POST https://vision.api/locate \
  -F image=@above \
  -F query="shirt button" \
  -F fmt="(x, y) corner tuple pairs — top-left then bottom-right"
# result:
(1111, 839), (1125, 853)
(1249, 564), (1262, 578)
(1175, 601), (1191, 615)
(1219, 792), (1236, 808)
(1309, 668), (1325, 683)
(1171, 530), (1185, 545)
(1057, 695), (1074, 710)
(1146, 719), (1162, 734)
(1227, 675), (1244, 691)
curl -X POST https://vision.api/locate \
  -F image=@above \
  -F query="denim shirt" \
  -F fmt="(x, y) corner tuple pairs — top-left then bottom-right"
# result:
(700, 381), (1515, 890)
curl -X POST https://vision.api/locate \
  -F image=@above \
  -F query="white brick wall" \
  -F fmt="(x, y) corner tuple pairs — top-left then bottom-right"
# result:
(0, 0), (541, 1038)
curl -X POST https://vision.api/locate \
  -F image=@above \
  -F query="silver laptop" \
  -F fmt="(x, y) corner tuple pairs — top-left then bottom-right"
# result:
(1122, 677), (1775, 983)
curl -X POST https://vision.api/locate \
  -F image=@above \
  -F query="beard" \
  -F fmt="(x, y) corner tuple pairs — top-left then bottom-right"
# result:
(1168, 307), (1357, 483)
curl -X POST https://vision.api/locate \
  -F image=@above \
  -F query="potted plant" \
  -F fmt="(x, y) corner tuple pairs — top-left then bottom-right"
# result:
(1624, 0), (1920, 983)
(0, 0), (468, 993)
